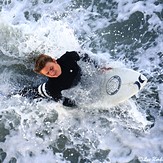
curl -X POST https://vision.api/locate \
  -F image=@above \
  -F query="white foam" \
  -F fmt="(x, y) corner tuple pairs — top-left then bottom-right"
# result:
(116, 0), (162, 21)
(0, 0), (162, 162)
(158, 84), (163, 108)
(0, 19), (80, 59)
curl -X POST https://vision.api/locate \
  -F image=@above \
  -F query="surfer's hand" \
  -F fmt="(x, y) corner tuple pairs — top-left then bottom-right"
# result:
(62, 97), (77, 107)
(100, 67), (112, 72)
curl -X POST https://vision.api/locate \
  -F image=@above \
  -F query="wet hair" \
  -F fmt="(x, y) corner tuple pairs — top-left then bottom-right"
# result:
(34, 54), (53, 73)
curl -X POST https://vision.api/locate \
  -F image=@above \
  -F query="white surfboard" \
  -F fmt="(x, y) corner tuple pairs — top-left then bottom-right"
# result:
(98, 68), (147, 106)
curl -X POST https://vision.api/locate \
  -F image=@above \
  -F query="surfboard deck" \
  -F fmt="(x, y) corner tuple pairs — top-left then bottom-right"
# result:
(98, 68), (147, 106)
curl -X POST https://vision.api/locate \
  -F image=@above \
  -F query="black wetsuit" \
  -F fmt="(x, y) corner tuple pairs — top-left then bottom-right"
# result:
(19, 51), (98, 107)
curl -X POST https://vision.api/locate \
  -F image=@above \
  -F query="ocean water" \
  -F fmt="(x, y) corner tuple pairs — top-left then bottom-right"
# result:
(0, 0), (163, 163)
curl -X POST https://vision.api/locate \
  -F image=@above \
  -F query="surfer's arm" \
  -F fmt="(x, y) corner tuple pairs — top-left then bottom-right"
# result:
(81, 54), (99, 68)
(17, 84), (77, 107)
(37, 83), (77, 107)
(78, 51), (113, 72)
(49, 92), (77, 107)
(64, 51), (99, 68)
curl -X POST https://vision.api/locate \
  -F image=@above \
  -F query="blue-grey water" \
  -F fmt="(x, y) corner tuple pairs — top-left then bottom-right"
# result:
(0, 0), (163, 163)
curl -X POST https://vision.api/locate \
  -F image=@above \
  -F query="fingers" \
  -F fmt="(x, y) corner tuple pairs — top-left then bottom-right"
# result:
(100, 67), (112, 72)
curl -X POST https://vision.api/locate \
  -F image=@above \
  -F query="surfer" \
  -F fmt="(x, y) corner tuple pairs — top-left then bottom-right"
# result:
(19, 51), (101, 107)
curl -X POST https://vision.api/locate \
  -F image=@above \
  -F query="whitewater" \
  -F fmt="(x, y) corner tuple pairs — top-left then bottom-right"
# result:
(0, 0), (163, 163)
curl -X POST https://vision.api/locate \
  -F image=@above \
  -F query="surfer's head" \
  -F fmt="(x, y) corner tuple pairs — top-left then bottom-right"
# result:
(34, 54), (61, 78)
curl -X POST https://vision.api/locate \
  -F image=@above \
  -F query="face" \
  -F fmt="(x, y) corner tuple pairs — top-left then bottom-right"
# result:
(40, 60), (62, 78)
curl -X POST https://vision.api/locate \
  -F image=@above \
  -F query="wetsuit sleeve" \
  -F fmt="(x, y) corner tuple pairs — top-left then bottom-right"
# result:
(38, 83), (77, 107)
(63, 51), (80, 61)
(17, 85), (76, 107)
(79, 52), (99, 68)
(62, 51), (99, 68)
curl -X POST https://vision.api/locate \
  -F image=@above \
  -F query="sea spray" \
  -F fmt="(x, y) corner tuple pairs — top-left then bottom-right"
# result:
(0, 0), (162, 162)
